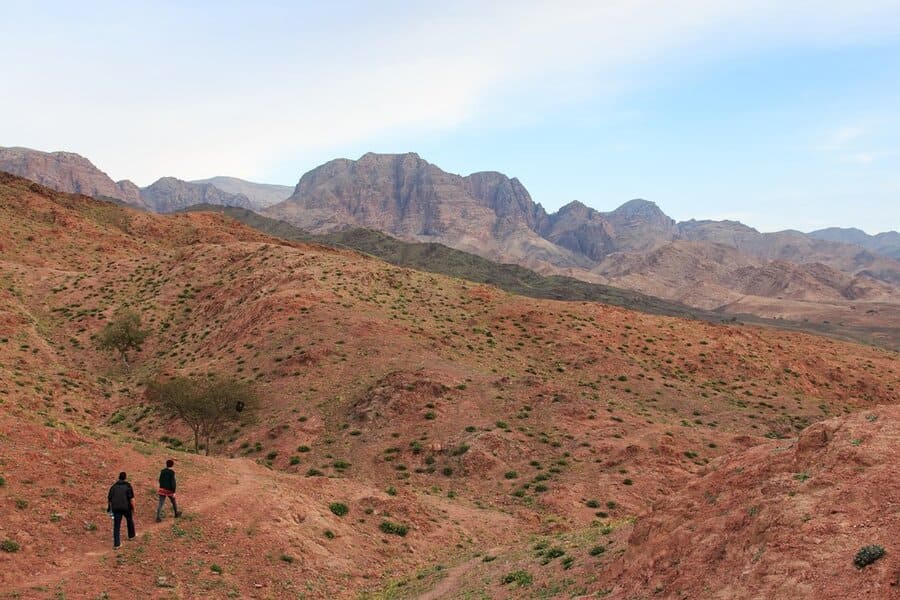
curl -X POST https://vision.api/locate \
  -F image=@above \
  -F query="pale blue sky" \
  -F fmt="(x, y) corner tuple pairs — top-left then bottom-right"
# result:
(2, 1), (899, 232)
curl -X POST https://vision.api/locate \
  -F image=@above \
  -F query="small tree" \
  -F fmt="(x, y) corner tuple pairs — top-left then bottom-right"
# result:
(97, 309), (149, 368)
(146, 375), (258, 455)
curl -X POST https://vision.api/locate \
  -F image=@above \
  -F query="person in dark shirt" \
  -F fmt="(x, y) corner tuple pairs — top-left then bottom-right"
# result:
(107, 471), (135, 549)
(156, 459), (181, 522)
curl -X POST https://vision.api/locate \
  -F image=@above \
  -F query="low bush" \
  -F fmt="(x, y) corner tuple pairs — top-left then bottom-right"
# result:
(379, 520), (409, 536)
(500, 570), (532, 587)
(854, 545), (885, 569)
(329, 502), (349, 517)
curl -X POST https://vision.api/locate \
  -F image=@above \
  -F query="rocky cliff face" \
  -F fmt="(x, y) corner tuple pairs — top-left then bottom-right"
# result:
(266, 152), (590, 271)
(462, 171), (549, 235)
(140, 177), (254, 213)
(0, 146), (143, 206)
(542, 200), (616, 261)
(603, 198), (679, 252)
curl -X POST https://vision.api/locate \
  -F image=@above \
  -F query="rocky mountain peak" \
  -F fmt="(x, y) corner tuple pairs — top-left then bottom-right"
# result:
(607, 198), (672, 223)
(0, 146), (140, 204)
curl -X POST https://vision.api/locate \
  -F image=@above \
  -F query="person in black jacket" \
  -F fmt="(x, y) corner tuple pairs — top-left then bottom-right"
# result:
(156, 459), (181, 522)
(107, 471), (135, 549)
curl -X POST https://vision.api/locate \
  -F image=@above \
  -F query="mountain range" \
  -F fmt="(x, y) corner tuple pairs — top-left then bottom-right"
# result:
(0, 146), (290, 212)
(2, 145), (898, 326)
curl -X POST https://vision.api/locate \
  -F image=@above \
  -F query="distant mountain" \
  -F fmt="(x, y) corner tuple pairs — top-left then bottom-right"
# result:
(265, 152), (900, 312)
(809, 227), (900, 259)
(265, 152), (592, 275)
(0, 147), (258, 213)
(4, 146), (898, 318)
(141, 177), (253, 213)
(191, 176), (292, 209)
(0, 146), (144, 207)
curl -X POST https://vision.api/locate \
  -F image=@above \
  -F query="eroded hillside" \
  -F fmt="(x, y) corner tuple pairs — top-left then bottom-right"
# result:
(0, 175), (896, 599)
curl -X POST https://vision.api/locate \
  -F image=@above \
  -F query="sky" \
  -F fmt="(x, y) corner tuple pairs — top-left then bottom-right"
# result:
(2, 0), (899, 233)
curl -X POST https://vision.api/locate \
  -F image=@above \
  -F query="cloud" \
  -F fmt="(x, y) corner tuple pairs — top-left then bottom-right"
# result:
(2, 0), (900, 184)
(822, 125), (868, 151)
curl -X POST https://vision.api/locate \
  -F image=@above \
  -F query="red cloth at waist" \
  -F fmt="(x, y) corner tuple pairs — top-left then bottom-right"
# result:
(158, 488), (176, 497)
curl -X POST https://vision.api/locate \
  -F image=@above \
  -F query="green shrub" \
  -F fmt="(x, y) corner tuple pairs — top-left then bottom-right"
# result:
(305, 468), (323, 477)
(0, 475), (5, 487)
(297, 445), (310, 452)
(329, 502), (349, 517)
(266, 451), (278, 460)
(289, 456), (301, 465)
(450, 444), (470, 456)
(280, 554), (294, 563)
(504, 471), (518, 479)
(1, 539), (19, 553)
(854, 545), (885, 569)
(324, 529), (335, 539)
(379, 520), (409, 536)
(623, 478), (633, 485)
(500, 570), (532, 587)
(15, 499), (28, 510)
(210, 564), (223, 574)
(585, 499), (600, 508)
(333, 460), (351, 470)
(442, 467), (453, 476)
(589, 545), (606, 556)
(386, 486), (397, 496)
(543, 547), (565, 560)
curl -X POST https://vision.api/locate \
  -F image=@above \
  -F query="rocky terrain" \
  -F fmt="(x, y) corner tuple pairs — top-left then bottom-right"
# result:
(0, 173), (896, 598)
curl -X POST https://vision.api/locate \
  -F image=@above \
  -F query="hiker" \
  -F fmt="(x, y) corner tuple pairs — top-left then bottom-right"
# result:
(156, 459), (181, 522)
(107, 471), (135, 549)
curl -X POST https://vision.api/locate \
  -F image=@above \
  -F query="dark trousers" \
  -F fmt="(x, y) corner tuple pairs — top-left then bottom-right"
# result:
(156, 494), (178, 519)
(112, 510), (135, 547)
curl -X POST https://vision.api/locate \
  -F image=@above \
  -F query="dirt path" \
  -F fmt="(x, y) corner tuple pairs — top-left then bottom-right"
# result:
(416, 556), (484, 600)
(9, 459), (263, 594)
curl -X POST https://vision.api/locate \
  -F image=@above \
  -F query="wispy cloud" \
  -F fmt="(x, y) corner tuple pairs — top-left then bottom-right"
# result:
(821, 125), (868, 151)
(2, 1), (900, 183)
